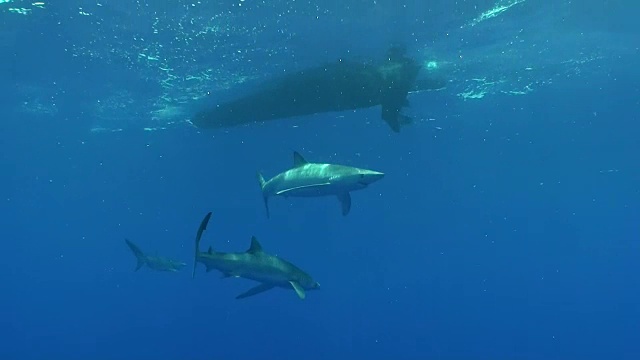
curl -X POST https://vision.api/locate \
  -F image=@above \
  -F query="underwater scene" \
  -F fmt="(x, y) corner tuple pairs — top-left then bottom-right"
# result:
(1, 0), (639, 359)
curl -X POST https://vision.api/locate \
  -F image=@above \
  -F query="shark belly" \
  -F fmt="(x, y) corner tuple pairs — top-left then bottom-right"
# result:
(241, 269), (291, 287)
(204, 255), (291, 285)
(270, 175), (351, 198)
(276, 183), (344, 197)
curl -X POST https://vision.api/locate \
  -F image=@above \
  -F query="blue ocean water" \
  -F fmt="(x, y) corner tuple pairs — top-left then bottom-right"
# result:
(1, 1), (639, 359)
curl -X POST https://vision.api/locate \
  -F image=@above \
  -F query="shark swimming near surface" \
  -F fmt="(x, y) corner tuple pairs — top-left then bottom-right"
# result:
(257, 151), (385, 218)
(124, 239), (186, 272)
(191, 45), (446, 133)
(192, 212), (320, 300)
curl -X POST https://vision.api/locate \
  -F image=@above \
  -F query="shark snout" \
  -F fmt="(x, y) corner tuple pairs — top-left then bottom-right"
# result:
(358, 170), (385, 185)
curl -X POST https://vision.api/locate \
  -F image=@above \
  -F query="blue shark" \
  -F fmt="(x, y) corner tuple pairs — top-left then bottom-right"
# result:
(124, 239), (186, 272)
(257, 151), (384, 218)
(192, 212), (320, 300)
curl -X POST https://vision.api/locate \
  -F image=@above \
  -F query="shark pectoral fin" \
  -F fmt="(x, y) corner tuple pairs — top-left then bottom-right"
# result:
(257, 172), (270, 219)
(236, 284), (275, 300)
(193, 211), (212, 279)
(289, 281), (306, 300)
(275, 183), (331, 195)
(337, 193), (352, 216)
(264, 195), (270, 219)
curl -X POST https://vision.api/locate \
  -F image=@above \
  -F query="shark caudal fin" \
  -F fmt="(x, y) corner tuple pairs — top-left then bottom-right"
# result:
(193, 211), (213, 279)
(256, 172), (270, 219)
(124, 239), (146, 271)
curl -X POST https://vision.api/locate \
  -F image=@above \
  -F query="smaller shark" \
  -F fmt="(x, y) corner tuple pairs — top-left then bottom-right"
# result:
(257, 151), (384, 218)
(192, 212), (320, 300)
(124, 239), (186, 272)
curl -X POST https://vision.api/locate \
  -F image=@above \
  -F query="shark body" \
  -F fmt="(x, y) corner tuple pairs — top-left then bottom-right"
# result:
(192, 212), (320, 300)
(124, 239), (186, 272)
(257, 151), (384, 218)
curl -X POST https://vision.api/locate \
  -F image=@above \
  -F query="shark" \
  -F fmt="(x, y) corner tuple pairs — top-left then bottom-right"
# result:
(257, 151), (385, 218)
(124, 239), (186, 272)
(192, 212), (320, 300)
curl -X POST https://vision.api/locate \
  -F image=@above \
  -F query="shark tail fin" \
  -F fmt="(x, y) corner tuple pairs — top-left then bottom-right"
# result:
(124, 239), (145, 271)
(256, 172), (270, 219)
(193, 212), (213, 279)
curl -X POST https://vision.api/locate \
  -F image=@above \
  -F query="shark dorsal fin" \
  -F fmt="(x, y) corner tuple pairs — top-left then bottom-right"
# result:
(293, 151), (308, 168)
(247, 236), (263, 254)
(207, 246), (213, 254)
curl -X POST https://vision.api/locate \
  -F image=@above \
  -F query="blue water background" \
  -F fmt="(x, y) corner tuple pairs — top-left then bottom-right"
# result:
(1, 1), (639, 359)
